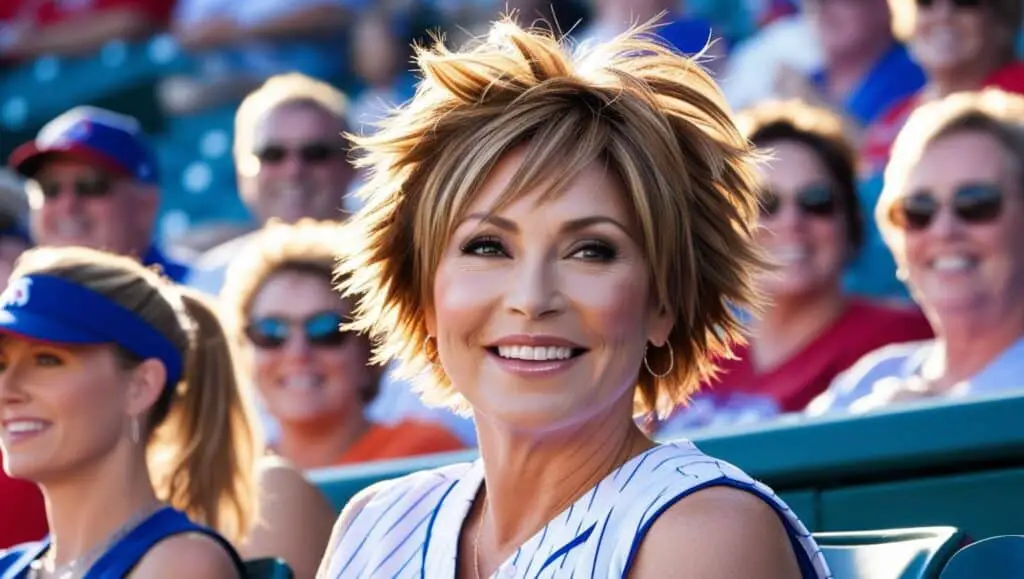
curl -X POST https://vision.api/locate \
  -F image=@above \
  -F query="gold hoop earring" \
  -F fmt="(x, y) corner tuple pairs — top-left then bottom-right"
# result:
(643, 344), (674, 379)
(130, 416), (141, 445)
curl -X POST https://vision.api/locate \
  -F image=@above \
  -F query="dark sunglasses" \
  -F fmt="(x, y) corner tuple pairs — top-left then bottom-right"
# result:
(888, 183), (1003, 231)
(760, 184), (839, 219)
(254, 142), (341, 165)
(915, 0), (983, 9)
(35, 172), (115, 200)
(244, 311), (351, 349)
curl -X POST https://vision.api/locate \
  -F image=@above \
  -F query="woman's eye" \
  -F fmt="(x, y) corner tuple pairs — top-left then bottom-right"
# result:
(571, 242), (617, 261)
(34, 353), (63, 367)
(461, 236), (508, 257)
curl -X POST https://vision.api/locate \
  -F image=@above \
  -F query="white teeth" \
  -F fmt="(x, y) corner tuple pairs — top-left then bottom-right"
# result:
(773, 246), (809, 264)
(282, 375), (323, 390)
(932, 256), (975, 272)
(56, 220), (89, 236)
(5, 420), (47, 434)
(496, 345), (574, 361)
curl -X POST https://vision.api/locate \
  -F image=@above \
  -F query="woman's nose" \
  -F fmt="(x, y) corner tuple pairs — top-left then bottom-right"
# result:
(279, 333), (315, 362)
(0, 362), (29, 403)
(504, 255), (565, 320)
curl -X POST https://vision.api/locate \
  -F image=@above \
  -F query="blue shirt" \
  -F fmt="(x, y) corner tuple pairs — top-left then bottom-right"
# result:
(811, 43), (926, 126)
(658, 16), (715, 55)
(0, 506), (244, 578)
(143, 245), (189, 284)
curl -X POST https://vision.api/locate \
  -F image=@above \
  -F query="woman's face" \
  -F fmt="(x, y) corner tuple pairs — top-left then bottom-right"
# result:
(912, 0), (1000, 74)
(0, 337), (130, 481)
(247, 270), (375, 428)
(428, 148), (673, 432)
(896, 130), (1024, 320)
(756, 140), (848, 301)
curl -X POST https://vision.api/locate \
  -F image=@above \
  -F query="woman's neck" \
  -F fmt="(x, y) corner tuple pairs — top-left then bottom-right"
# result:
(749, 288), (848, 372)
(473, 395), (652, 559)
(275, 410), (371, 470)
(42, 446), (159, 567)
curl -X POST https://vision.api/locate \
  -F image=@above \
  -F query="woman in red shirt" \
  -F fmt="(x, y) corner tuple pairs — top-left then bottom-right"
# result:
(861, 0), (1024, 176)
(657, 101), (933, 437)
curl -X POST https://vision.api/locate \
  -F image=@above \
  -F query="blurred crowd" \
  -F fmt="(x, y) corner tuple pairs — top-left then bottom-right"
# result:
(2, 0), (1024, 572)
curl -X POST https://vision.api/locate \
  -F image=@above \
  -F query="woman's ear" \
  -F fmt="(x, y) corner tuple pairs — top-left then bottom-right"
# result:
(423, 303), (437, 338)
(125, 358), (168, 418)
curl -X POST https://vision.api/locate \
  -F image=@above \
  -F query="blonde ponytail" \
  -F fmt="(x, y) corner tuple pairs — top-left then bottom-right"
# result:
(152, 290), (262, 544)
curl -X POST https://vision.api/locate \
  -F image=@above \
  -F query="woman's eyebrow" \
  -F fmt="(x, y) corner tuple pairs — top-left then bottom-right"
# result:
(460, 212), (630, 236)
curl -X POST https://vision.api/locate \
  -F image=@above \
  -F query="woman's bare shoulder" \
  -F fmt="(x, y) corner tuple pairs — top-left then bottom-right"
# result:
(628, 486), (802, 578)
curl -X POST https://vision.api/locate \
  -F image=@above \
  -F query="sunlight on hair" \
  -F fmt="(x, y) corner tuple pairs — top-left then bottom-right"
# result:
(336, 17), (768, 418)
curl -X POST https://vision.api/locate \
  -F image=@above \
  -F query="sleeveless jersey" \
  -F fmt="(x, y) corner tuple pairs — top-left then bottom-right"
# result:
(323, 441), (831, 578)
(0, 507), (245, 579)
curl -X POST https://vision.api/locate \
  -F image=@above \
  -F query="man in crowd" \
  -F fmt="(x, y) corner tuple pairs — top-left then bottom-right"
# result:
(7, 106), (188, 281)
(186, 72), (354, 295)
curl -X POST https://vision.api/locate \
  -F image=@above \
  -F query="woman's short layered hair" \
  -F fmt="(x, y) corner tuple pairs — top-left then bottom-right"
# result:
(337, 19), (768, 417)
(878, 89), (1024, 255)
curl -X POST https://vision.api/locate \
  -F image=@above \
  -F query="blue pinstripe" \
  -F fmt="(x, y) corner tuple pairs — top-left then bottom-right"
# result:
(321, 442), (831, 578)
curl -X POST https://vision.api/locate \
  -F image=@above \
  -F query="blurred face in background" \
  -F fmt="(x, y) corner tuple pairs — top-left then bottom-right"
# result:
(911, 0), (1007, 75)
(241, 103), (352, 224)
(756, 140), (849, 302)
(353, 13), (400, 88)
(28, 157), (155, 258)
(889, 129), (1024, 322)
(805, 0), (894, 62)
(245, 269), (377, 430)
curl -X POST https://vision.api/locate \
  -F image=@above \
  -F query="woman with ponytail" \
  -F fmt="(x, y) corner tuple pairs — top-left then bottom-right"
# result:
(0, 246), (258, 578)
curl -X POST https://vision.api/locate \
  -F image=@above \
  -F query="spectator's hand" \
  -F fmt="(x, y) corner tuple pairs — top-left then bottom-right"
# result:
(173, 18), (242, 52)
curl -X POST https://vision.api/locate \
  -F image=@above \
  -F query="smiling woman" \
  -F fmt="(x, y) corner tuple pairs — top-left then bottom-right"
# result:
(319, 18), (831, 579)
(809, 89), (1024, 415)
(0, 247), (256, 578)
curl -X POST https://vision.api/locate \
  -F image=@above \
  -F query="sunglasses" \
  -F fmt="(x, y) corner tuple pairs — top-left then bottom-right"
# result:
(34, 172), (115, 200)
(888, 183), (1003, 231)
(244, 311), (351, 349)
(915, 0), (983, 8)
(760, 184), (839, 219)
(254, 142), (341, 165)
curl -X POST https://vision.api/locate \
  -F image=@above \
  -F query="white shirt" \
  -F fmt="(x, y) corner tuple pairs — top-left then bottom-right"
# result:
(322, 441), (830, 578)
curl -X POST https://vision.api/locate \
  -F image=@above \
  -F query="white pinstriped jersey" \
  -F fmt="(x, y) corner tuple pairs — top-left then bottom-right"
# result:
(322, 441), (832, 578)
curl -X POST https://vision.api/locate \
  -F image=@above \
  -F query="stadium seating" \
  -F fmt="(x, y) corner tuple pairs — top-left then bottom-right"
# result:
(310, 392), (1024, 541)
(308, 449), (477, 513)
(244, 557), (294, 579)
(938, 535), (1024, 579)
(815, 527), (964, 579)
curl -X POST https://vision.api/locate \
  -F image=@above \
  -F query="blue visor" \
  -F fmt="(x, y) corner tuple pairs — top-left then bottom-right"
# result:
(0, 275), (182, 388)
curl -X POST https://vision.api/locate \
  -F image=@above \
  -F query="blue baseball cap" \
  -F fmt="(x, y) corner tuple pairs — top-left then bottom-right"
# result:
(0, 274), (183, 388)
(8, 106), (159, 185)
